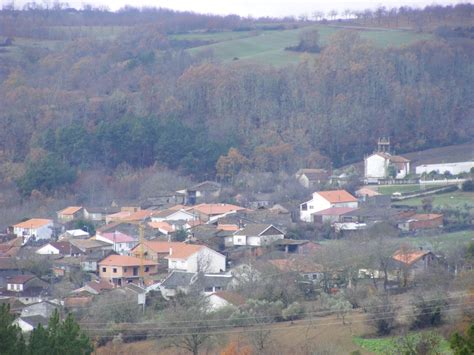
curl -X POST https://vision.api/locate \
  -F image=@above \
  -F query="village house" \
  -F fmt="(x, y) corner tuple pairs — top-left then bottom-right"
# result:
(398, 213), (444, 232)
(83, 206), (120, 222)
(160, 270), (232, 298)
(0, 257), (21, 287)
(364, 138), (410, 181)
(58, 229), (90, 240)
(151, 208), (196, 223)
(98, 255), (158, 287)
(269, 258), (324, 284)
(20, 300), (58, 319)
(56, 206), (84, 222)
(14, 315), (48, 332)
(311, 207), (359, 224)
(0, 237), (22, 258)
(95, 231), (138, 254)
(131, 241), (226, 273)
(299, 190), (358, 222)
(177, 181), (222, 205)
(186, 203), (246, 222)
(12, 219), (54, 242)
(71, 279), (115, 295)
(148, 221), (175, 236)
(295, 168), (331, 189)
(391, 249), (438, 286)
(36, 241), (84, 257)
(80, 249), (117, 273)
(231, 224), (285, 247)
(272, 239), (321, 255)
(2, 275), (49, 304)
(207, 291), (245, 311)
(69, 239), (113, 255)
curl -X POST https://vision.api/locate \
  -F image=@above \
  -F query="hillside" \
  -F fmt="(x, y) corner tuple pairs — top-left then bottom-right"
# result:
(174, 25), (432, 66)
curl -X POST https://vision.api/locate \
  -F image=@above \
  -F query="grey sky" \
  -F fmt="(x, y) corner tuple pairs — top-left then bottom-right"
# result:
(4, 0), (464, 17)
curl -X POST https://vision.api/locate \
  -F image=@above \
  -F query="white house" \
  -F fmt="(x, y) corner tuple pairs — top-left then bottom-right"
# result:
(232, 224), (285, 247)
(95, 231), (138, 255)
(416, 161), (474, 176)
(300, 190), (358, 222)
(151, 209), (196, 223)
(14, 315), (48, 332)
(166, 244), (226, 273)
(59, 229), (90, 240)
(365, 152), (410, 180)
(12, 219), (54, 242)
(36, 241), (83, 257)
(207, 291), (245, 311)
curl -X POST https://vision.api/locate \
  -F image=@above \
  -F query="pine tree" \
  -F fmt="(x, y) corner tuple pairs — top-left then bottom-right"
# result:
(0, 304), (26, 355)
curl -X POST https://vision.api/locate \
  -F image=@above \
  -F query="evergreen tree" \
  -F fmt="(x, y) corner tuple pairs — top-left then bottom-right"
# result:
(0, 304), (26, 355)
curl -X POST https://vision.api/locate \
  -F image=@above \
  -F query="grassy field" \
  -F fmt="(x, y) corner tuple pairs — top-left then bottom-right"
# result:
(377, 184), (440, 195)
(354, 332), (452, 354)
(393, 191), (474, 209)
(180, 24), (431, 66)
(400, 230), (474, 253)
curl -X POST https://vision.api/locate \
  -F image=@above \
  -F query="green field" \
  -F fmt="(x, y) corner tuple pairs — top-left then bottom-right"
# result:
(178, 25), (432, 66)
(401, 230), (474, 253)
(393, 191), (474, 209)
(377, 184), (434, 195)
(354, 333), (452, 354)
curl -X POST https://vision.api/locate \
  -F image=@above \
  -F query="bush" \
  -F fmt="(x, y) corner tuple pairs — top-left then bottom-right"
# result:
(462, 180), (474, 192)
(282, 302), (305, 321)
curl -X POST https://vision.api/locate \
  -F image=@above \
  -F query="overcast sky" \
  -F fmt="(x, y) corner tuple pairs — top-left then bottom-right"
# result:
(4, 0), (464, 17)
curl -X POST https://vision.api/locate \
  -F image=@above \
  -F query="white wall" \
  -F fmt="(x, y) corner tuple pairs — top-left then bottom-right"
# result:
(14, 223), (53, 240)
(365, 154), (387, 179)
(416, 161), (474, 175)
(36, 244), (59, 255)
(168, 247), (226, 273)
(207, 295), (231, 311)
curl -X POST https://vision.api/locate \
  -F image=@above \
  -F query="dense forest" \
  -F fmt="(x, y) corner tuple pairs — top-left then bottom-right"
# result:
(0, 4), (473, 197)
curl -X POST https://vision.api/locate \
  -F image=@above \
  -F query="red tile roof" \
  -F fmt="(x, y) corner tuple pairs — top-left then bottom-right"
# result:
(392, 250), (431, 265)
(7, 275), (35, 284)
(409, 214), (443, 221)
(138, 241), (205, 260)
(13, 218), (52, 229)
(148, 221), (174, 233)
(99, 255), (157, 267)
(186, 203), (245, 216)
(58, 206), (83, 215)
(316, 190), (357, 203)
(100, 231), (136, 243)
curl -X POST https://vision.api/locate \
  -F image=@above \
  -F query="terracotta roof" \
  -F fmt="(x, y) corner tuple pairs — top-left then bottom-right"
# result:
(13, 219), (52, 229)
(355, 188), (381, 197)
(217, 224), (239, 232)
(0, 257), (18, 270)
(107, 211), (132, 220)
(100, 232), (136, 243)
(212, 291), (245, 306)
(187, 204), (245, 216)
(312, 207), (358, 216)
(316, 190), (357, 203)
(389, 155), (410, 163)
(167, 244), (204, 260)
(148, 221), (174, 233)
(64, 296), (93, 308)
(8, 275), (36, 284)
(409, 214), (443, 221)
(57, 206), (83, 215)
(86, 279), (114, 293)
(392, 250), (431, 265)
(125, 210), (155, 221)
(169, 204), (186, 211)
(99, 255), (157, 267)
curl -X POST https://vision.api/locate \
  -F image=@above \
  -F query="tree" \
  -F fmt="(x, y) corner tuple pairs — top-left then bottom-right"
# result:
(0, 304), (26, 355)
(364, 294), (396, 335)
(450, 322), (474, 355)
(173, 229), (188, 242)
(421, 196), (433, 212)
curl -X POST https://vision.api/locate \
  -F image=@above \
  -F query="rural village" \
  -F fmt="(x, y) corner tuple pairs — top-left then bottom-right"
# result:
(0, 137), (473, 353)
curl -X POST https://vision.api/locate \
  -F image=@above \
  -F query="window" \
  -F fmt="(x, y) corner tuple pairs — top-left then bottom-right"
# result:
(102, 267), (106, 272)
(124, 267), (127, 272)
(309, 205), (314, 209)
(301, 204), (307, 211)
(133, 267), (138, 276)
(145, 266), (149, 272)
(204, 287), (213, 292)
(113, 268), (117, 273)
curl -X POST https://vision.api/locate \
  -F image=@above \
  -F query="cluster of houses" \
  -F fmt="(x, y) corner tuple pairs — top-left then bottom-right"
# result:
(1, 139), (469, 333)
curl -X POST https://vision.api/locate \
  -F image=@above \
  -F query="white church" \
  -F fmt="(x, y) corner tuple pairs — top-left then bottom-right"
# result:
(364, 138), (410, 182)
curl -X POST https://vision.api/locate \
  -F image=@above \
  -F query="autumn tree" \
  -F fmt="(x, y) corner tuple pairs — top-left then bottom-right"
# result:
(216, 148), (249, 182)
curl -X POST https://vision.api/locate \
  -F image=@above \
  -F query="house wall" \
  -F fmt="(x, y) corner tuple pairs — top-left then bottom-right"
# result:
(409, 216), (443, 231)
(168, 248), (226, 273)
(208, 295), (231, 311)
(365, 154), (387, 179)
(36, 244), (60, 255)
(99, 264), (157, 279)
(7, 282), (24, 291)
(298, 175), (310, 189)
(14, 223), (53, 240)
(300, 193), (332, 222)
(15, 319), (34, 332)
(416, 161), (474, 175)
(247, 234), (284, 246)
(233, 235), (247, 246)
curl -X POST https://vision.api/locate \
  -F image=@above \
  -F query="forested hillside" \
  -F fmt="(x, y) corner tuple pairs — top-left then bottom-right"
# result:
(0, 5), (473, 197)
